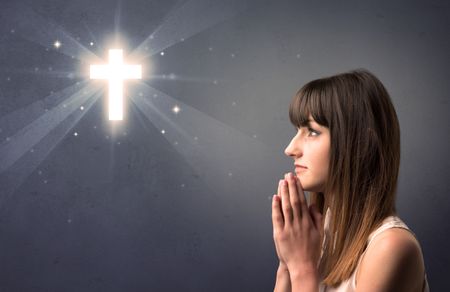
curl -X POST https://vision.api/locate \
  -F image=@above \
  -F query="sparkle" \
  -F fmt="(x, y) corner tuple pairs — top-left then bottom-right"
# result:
(73, 132), (78, 136)
(6, 137), (10, 142)
(90, 42), (94, 46)
(53, 40), (61, 49)
(169, 73), (176, 80)
(10, 29), (15, 34)
(80, 106), (84, 111)
(43, 180), (48, 184)
(6, 77), (10, 81)
(67, 218), (72, 223)
(181, 183), (185, 188)
(172, 105), (181, 114)
(160, 51), (165, 56)
(93, 125), (97, 129)
(161, 129), (165, 134)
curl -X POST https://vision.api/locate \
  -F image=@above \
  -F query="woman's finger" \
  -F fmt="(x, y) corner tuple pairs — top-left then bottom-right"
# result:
(286, 172), (302, 221)
(272, 194), (283, 234)
(277, 178), (284, 222)
(280, 178), (293, 224)
(295, 176), (310, 218)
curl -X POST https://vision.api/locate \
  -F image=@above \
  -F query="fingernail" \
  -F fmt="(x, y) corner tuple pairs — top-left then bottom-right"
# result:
(288, 172), (293, 179)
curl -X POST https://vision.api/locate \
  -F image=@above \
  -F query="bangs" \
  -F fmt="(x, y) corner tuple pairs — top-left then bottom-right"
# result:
(289, 80), (330, 128)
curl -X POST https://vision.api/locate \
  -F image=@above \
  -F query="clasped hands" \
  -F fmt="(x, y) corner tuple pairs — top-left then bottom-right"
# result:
(271, 172), (324, 280)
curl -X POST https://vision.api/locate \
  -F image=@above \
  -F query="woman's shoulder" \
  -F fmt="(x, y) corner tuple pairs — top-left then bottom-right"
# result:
(356, 225), (426, 291)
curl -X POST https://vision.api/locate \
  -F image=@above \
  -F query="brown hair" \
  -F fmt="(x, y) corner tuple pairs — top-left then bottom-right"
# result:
(288, 69), (400, 287)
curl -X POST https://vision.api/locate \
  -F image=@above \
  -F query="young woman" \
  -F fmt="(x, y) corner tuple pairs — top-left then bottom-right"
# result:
(271, 69), (430, 292)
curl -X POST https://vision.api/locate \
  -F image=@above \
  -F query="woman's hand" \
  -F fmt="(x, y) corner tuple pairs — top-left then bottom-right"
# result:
(271, 172), (324, 279)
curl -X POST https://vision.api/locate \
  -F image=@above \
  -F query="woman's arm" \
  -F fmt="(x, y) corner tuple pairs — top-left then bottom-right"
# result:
(274, 262), (292, 292)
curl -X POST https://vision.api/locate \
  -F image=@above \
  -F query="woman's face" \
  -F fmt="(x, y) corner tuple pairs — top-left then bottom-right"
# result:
(284, 115), (330, 192)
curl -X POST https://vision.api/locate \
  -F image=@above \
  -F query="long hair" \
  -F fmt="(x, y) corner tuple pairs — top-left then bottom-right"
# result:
(288, 69), (400, 287)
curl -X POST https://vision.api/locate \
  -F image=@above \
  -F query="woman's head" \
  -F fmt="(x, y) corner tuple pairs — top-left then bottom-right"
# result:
(286, 69), (401, 286)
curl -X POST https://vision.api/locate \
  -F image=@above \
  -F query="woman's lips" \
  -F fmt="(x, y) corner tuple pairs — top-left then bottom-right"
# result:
(295, 166), (308, 172)
(295, 164), (307, 169)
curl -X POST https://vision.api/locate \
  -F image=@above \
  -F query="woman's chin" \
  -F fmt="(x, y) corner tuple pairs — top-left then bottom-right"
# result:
(296, 175), (325, 193)
(299, 182), (324, 193)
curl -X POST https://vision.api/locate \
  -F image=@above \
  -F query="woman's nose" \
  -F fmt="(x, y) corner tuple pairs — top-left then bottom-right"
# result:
(284, 137), (301, 157)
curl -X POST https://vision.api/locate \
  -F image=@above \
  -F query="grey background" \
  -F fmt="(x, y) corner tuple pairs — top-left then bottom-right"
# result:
(0, 0), (449, 291)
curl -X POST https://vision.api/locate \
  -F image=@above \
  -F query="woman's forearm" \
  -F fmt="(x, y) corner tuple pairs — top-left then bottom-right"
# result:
(274, 263), (291, 292)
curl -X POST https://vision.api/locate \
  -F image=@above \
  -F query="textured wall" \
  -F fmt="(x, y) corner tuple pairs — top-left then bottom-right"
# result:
(0, 0), (448, 291)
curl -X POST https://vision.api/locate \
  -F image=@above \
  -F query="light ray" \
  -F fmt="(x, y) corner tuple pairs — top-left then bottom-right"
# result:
(144, 74), (226, 84)
(130, 83), (276, 192)
(0, 83), (101, 174)
(2, 3), (101, 63)
(0, 81), (89, 140)
(0, 68), (84, 80)
(114, 0), (122, 38)
(129, 0), (251, 60)
(0, 91), (101, 207)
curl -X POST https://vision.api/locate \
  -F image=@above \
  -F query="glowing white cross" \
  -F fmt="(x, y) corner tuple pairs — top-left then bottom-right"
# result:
(90, 49), (142, 120)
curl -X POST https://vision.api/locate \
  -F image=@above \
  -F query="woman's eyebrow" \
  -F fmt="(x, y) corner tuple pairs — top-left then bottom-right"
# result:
(307, 120), (323, 129)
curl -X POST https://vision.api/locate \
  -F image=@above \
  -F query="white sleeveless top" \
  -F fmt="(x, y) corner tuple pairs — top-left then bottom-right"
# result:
(318, 208), (430, 292)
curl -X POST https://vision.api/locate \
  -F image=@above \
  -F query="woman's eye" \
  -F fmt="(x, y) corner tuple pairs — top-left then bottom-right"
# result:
(307, 127), (320, 136)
